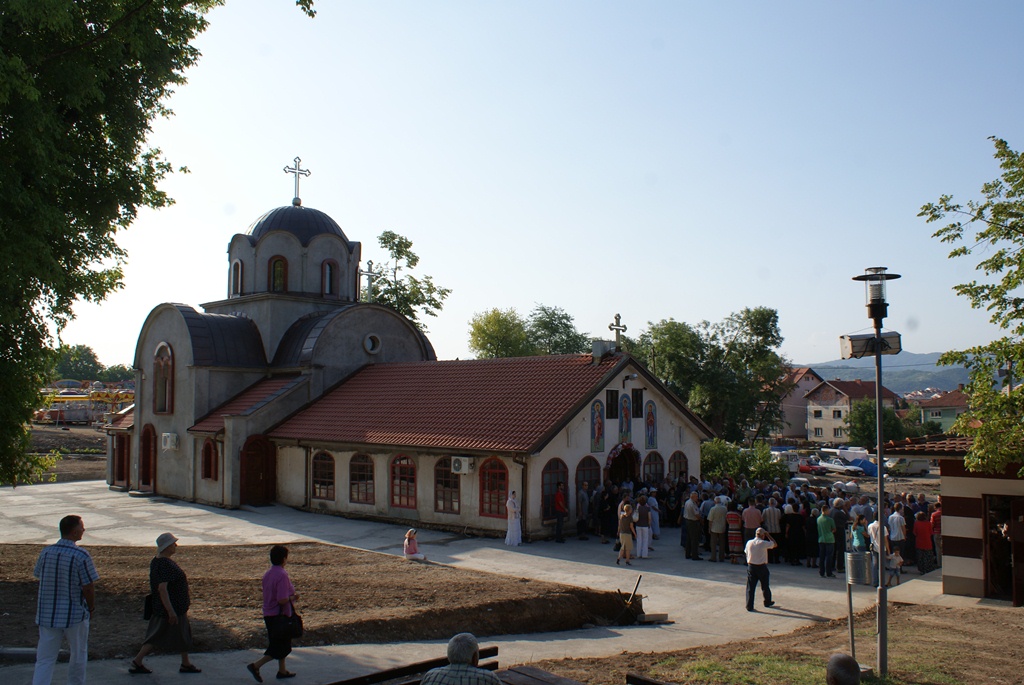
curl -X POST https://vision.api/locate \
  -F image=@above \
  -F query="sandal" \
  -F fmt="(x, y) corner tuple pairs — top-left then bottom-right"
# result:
(180, 664), (202, 673)
(247, 663), (264, 683)
(128, 661), (152, 675)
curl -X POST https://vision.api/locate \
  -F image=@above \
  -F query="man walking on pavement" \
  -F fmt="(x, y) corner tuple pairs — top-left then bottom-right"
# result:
(32, 515), (100, 685)
(744, 527), (777, 612)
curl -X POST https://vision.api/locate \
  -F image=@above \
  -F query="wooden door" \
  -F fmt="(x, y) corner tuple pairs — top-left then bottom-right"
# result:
(240, 436), (275, 506)
(113, 434), (130, 486)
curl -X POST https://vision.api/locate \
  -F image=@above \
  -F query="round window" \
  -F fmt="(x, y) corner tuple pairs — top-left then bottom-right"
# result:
(363, 334), (382, 355)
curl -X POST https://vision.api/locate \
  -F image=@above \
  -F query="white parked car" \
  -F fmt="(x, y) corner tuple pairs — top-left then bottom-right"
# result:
(821, 458), (865, 476)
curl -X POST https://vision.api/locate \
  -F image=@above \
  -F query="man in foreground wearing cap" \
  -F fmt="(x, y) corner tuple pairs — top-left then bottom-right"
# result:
(744, 527), (777, 612)
(421, 633), (501, 685)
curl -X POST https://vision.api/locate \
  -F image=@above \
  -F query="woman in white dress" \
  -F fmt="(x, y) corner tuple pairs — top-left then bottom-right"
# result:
(505, 491), (522, 546)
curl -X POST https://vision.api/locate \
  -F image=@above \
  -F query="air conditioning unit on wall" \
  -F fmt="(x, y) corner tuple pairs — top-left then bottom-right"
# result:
(161, 432), (179, 451)
(450, 456), (475, 474)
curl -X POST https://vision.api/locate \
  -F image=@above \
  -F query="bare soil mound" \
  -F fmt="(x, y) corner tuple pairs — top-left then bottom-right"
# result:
(0, 543), (623, 660)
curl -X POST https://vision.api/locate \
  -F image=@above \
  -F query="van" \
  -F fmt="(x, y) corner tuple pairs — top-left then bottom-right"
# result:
(885, 458), (931, 476)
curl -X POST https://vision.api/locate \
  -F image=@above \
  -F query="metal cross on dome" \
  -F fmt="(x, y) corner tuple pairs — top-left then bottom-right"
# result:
(283, 157), (311, 206)
(608, 313), (627, 351)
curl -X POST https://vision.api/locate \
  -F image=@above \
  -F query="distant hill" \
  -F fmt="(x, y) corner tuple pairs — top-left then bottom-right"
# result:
(797, 351), (969, 396)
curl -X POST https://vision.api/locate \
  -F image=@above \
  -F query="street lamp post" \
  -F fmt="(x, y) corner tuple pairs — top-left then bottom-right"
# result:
(850, 266), (901, 678)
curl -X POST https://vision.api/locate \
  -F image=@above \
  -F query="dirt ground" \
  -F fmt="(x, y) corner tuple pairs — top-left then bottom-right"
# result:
(0, 543), (624, 661)
(533, 602), (1024, 684)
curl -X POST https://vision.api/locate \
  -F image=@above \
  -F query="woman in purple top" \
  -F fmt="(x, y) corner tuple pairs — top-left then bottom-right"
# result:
(247, 545), (298, 682)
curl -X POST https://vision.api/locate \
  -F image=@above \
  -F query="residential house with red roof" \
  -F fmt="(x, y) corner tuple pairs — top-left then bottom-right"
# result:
(916, 386), (969, 432)
(804, 379), (899, 445)
(107, 184), (713, 538)
(772, 367), (824, 441)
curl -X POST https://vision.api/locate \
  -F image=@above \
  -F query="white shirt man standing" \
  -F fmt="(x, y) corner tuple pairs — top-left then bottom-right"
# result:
(744, 528), (777, 612)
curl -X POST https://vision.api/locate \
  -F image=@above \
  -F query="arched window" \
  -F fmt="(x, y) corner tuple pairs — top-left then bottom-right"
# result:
(201, 439), (218, 480)
(349, 454), (374, 504)
(479, 458), (508, 518)
(541, 458), (568, 519)
(391, 455), (416, 508)
(321, 259), (339, 297)
(434, 457), (460, 513)
(153, 343), (173, 414)
(669, 451), (688, 483)
(643, 451), (664, 484)
(312, 452), (335, 500)
(231, 260), (244, 297)
(269, 256), (288, 293)
(575, 455), (601, 493)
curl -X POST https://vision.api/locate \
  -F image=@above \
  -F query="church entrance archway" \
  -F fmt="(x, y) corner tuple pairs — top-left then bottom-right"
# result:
(605, 443), (640, 486)
(240, 436), (276, 506)
(139, 425), (156, 492)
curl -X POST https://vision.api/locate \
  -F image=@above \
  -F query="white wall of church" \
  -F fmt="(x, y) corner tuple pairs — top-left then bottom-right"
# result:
(272, 445), (518, 534)
(521, 380), (704, 538)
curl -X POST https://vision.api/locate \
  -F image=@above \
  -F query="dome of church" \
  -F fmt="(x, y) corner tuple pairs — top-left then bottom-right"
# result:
(247, 205), (350, 247)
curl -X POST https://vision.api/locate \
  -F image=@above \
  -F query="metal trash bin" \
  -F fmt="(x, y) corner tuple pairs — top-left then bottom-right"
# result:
(846, 552), (872, 585)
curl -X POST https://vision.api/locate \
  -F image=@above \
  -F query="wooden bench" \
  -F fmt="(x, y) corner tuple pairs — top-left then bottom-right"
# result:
(496, 665), (587, 685)
(326, 646), (499, 685)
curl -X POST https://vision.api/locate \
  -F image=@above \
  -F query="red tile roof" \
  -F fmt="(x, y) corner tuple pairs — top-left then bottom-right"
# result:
(783, 367), (822, 386)
(269, 354), (680, 453)
(881, 433), (973, 457)
(917, 389), (969, 409)
(189, 376), (305, 434)
(809, 379), (899, 401)
(105, 405), (135, 431)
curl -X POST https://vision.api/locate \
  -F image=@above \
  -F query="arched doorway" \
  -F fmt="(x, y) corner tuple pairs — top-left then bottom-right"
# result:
(605, 443), (640, 486)
(240, 436), (275, 506)
(139, 425), (156, 493)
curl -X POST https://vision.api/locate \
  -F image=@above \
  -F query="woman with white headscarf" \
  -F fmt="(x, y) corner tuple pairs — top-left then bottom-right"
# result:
(505, 491), (522, 546)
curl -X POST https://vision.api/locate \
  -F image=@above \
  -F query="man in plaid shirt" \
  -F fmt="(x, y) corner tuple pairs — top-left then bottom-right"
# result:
(421, 633), (501, 685)
(32, 515), (100, 685)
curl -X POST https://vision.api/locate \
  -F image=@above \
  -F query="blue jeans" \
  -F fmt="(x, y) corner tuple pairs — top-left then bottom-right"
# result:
(819, 542), (835, 576)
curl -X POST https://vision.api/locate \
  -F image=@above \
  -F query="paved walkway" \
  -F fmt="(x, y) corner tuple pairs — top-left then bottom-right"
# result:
(0, 482), (999, 684)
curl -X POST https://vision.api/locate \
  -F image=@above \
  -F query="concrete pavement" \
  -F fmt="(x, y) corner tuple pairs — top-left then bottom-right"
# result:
(0, 481), (982, 684)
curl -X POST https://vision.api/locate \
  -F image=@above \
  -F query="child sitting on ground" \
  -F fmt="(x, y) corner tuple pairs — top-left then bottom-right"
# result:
(404, 528), (426, 561)
(886, 550), (903, 586)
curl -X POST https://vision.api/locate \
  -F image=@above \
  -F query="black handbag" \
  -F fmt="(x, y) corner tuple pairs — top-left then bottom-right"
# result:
(272, 602), (303, 639)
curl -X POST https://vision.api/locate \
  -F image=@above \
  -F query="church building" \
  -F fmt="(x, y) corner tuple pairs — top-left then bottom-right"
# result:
(106, 163), (713, 539)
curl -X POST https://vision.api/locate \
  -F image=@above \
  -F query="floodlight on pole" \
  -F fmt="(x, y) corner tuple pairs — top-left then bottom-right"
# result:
(847, 266), (901, 679)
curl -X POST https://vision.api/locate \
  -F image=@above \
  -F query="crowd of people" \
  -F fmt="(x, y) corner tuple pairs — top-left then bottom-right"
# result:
(552, 472), (942, 585)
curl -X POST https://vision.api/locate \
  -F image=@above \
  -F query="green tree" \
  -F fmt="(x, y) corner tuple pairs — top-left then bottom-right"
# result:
(0, 1), (314, 485)
(526, 305), (589, 355)
(844, 399), (905, 448)
(699, 439), (788, 483)
(632, 308), (790, 444)
(98, 364), (135, 383)
(920, 137), (1024, 475)
(365, 231), (451, 330)
(468, 308), (535, 359)
(54, 345), (104, 381)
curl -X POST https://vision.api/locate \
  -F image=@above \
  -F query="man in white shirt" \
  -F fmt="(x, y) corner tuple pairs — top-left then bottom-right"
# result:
(744, 527), (777, 611)
(868, 518), (890, 588)
(888, 503), (907, 569)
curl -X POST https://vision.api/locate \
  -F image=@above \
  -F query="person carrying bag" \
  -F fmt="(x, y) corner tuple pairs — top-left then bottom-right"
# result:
(247, 546), (300, 682)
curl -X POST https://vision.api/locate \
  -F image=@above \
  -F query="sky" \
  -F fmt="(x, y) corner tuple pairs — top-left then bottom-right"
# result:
(61, 1), (1024, 371)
